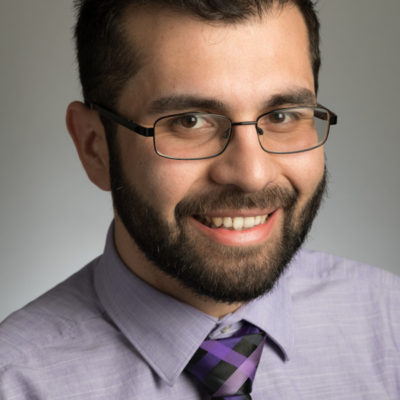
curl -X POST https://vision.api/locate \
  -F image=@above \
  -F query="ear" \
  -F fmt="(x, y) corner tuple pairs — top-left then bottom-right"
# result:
(66, 101), (111, 191)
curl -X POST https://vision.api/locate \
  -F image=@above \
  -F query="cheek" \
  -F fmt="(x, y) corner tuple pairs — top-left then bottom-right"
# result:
(146, 162), (209, 221)
(278, 147), (325, 199)
(122, 135), (208, 219)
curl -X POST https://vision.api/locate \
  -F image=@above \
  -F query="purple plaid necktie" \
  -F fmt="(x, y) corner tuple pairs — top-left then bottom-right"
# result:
(186, 324), (266, 400)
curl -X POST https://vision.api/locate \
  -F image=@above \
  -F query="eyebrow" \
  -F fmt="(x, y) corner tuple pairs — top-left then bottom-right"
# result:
(148, 96), (227, 115)
(264, 88), (317, 109)
(146, 88), (316, 116)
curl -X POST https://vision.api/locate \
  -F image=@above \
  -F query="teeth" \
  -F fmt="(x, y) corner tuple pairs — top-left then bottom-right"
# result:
(233, 217), (244, 230)
(244, 216), (255, 228)
(203, 214), (269, 230)
(223, 217), (233, 228)
(212, 217), (223, 227)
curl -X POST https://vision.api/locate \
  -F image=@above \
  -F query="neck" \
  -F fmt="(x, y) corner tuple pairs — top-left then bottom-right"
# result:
(114, 219), (242, 319)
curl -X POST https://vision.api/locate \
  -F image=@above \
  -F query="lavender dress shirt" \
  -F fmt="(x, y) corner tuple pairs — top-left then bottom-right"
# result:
(1, 223), (399, 399)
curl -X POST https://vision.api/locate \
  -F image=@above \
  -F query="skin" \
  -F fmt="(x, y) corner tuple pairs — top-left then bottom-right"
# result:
(67, 5), (325, 318)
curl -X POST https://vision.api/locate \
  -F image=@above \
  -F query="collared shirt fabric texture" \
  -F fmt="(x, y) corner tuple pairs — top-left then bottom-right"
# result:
(0, 224), (399, 399)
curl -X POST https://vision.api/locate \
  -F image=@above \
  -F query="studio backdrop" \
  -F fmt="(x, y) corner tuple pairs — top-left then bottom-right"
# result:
(1, 0), (399, 321)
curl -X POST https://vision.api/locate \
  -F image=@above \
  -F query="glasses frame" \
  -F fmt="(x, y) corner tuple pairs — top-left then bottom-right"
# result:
(91, 103), (337, 160)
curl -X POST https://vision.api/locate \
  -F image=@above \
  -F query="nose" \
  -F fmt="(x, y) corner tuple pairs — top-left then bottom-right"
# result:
(208, 124), (279, 193)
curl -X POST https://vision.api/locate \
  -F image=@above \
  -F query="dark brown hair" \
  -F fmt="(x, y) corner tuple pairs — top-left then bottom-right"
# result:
(74, 0), (321, 111)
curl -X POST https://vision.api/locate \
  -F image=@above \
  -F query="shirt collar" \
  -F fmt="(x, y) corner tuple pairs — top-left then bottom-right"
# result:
(241, 277), (294, 360)
(95, 222), (294, 386)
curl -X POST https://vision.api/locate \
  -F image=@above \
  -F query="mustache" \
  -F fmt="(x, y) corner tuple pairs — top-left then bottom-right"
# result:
(175, 185), (299, 219)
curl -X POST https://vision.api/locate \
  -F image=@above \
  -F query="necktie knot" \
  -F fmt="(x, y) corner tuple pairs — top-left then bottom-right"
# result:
(186, 324), (266, 400)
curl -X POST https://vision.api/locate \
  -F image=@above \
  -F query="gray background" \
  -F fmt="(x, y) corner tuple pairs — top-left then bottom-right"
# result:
(1, 0), (399, 322)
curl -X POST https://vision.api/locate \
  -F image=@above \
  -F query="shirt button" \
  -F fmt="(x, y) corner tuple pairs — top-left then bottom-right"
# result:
(221, 325), (231, 334)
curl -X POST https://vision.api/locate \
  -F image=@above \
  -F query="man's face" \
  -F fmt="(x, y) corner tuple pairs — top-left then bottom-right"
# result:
(110, 6), (326, 303)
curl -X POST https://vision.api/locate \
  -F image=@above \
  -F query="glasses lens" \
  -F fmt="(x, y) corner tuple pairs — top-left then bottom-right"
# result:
(154, 113), (231, 159)
(257, 107), (329, 153)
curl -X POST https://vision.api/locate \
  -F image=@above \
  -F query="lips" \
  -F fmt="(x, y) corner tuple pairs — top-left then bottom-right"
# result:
(190, 209), (279, 247)
(194, 213), (271, 231)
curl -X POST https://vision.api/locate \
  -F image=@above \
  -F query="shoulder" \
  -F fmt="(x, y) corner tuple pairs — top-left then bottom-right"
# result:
(0, 256), (142, 399)
(284, 250), (400, 393)
(286, 249), (400, 341)
(0, 256), (107, 368)
(286, 249), (400, 327)
(288, 248), (400, 288)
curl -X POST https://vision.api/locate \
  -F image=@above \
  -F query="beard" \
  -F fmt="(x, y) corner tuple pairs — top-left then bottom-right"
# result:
(109, 143), (327, 304)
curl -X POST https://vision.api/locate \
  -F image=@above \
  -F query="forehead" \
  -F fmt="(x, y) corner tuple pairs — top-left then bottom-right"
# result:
(119, 5), (314, 116)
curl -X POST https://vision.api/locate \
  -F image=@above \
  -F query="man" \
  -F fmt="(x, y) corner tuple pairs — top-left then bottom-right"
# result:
(0, 0), (399, 398)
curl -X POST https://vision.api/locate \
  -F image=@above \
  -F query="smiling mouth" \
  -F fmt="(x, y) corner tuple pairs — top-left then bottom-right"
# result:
(193, 214), (271, 231)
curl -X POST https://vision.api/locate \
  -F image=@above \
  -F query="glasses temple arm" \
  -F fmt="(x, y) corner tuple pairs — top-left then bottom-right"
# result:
(316, 103), (338, 125)
(90, 103), (154, 137)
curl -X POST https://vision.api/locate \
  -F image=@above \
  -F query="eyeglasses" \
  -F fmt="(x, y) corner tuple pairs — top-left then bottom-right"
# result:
(91, 103), (337, 160)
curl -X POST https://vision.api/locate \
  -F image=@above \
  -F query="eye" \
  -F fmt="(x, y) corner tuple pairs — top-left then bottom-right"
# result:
(258, 109), (303, 133)
(269, 112), (292, 124)
(180, 116), (198, 128)
(177, 115), (208, 129)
